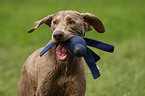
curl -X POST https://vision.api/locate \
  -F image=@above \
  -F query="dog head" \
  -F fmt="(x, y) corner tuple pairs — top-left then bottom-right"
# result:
(28, 10), (105, 62)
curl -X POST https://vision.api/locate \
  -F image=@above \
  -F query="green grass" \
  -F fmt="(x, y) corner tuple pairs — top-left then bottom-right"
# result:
(0, 0), (145, 95)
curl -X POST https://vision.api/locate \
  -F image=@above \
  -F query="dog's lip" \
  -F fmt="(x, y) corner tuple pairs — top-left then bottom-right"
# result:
(56, 53), (67, 61)
(66, 35), (75, 40)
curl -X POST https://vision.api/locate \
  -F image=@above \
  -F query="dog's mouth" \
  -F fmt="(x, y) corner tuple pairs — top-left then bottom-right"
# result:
(55, 42), (69, 62)
(54, 35), (75, 62)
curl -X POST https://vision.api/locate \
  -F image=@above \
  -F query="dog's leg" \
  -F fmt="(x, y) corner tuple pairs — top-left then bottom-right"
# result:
(17, 64), (35, 96)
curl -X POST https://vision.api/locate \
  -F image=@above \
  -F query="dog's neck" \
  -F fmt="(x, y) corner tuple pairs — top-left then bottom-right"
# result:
(57, 55), (77, 77)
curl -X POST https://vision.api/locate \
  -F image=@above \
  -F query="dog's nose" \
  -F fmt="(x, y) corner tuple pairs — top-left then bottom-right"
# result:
(53, 31), (64, 41)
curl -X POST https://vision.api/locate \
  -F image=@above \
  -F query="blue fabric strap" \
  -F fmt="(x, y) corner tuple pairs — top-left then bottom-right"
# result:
(87, 47), (100, 62)
(84, 47), (100, 79)
(84, 37), (114, 52)
(40, 42), (56, 57)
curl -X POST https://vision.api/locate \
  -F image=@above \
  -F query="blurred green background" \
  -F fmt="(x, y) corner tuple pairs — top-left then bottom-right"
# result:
(0, 0), (145, 96)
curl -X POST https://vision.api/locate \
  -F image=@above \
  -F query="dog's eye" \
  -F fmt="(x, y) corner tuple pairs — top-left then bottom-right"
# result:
(53, 21), (57, 24)
(68, 20), (75, 24)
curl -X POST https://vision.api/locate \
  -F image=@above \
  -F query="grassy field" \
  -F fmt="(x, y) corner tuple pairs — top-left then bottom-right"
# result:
(0, 0), (145, 96)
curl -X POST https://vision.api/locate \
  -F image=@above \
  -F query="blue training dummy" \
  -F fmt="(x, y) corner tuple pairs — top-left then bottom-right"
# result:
(40, 36), (114, 79)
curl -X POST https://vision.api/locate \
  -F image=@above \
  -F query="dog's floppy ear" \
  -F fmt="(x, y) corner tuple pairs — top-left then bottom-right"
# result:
(28, 14), (54, 33)
(81, 13), (105, 33)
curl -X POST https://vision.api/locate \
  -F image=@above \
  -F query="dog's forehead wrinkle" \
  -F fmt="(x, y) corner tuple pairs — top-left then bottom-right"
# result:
(53, 14), (63, 21)
(53, 11), (82, 21)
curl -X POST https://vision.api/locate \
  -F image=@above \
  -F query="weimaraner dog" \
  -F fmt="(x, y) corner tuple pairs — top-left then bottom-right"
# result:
(17, 10), (105, 96)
